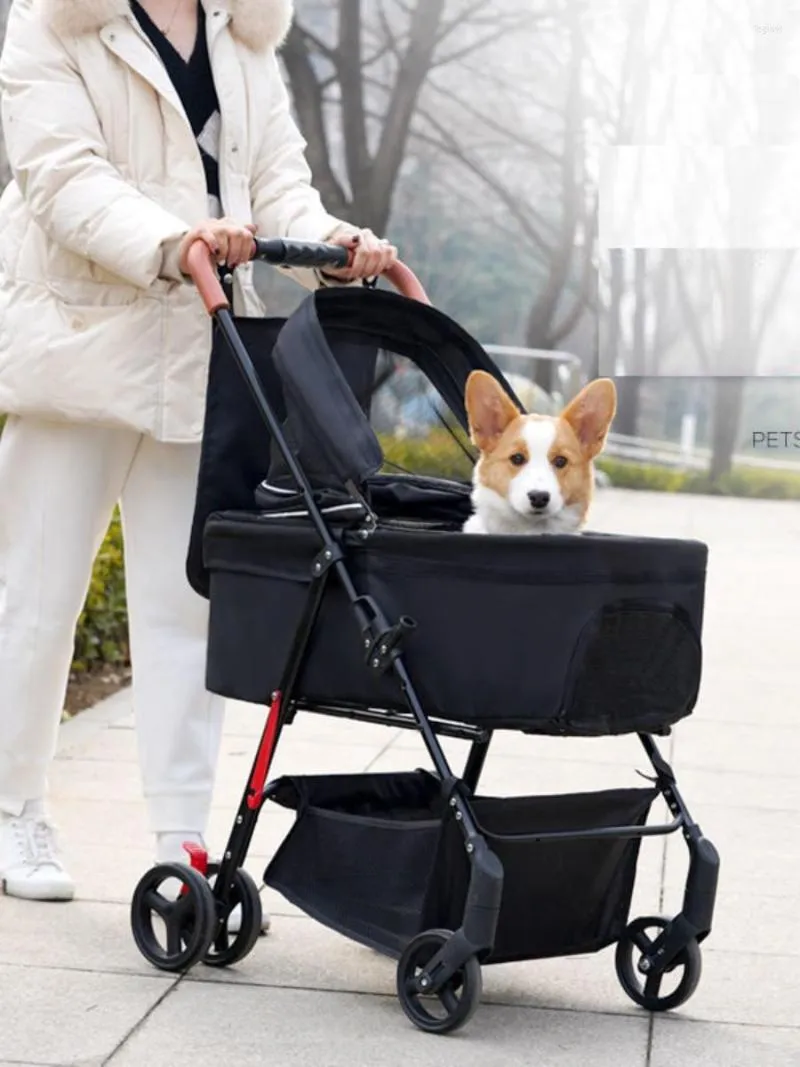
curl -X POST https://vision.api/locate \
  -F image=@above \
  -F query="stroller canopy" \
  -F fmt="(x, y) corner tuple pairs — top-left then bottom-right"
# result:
(188, 286), (518, 597)
(266, 288), (521, 489)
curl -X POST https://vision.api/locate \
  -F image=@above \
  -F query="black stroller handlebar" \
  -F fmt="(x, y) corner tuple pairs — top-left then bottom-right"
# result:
(253, 237), (349, 269)
(185, 238), (430, 315)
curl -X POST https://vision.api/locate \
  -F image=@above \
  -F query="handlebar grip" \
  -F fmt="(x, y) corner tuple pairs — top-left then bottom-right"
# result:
(253, 238), (349, 270)
(185, 241), (230, 315)
(186, 237), (432, 317)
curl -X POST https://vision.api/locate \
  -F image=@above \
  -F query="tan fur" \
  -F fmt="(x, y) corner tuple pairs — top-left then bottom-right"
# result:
(464, 372), (617, 535)
(561, 379), (617, 459)
(465, 370), (522, 455)
(39, 0), (294, 51)
(475, 426), (529, 502)
(549, 419), (594, 525)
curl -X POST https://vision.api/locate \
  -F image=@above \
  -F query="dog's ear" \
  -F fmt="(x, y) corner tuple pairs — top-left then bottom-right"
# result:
(561, 379), (617, 459)
(465, 371), (521, 454)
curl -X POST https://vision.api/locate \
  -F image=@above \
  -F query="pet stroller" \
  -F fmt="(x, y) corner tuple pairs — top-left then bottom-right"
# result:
(129, 239), (720, 1035)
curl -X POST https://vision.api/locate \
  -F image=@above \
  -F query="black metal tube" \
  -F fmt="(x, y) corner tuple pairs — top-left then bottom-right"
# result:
(480, 816), (683, 845)
(292, 699), (488, 742)
(463, 734), (493, 794)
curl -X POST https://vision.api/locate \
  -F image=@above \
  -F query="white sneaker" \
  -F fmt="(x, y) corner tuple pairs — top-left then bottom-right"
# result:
(228, 896), (271, 936)
(0, 811), (75, 902)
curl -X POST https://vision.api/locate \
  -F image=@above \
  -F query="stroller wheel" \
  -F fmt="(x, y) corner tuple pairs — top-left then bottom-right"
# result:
(396, 929), (482, 1035)
(130, 863), (216, 973)
(203, 866), (264, 969)
(615, 916), (702, 1012)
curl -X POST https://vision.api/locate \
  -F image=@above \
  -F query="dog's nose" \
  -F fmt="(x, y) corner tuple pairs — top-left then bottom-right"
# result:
(528, 491), (550, 511)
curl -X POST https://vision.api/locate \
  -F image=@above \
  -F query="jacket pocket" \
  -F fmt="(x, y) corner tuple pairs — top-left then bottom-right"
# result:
(47, 276), (143, 309)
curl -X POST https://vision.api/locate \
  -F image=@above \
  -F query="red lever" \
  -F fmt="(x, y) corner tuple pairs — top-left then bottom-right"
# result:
(182, 842), (209, 877)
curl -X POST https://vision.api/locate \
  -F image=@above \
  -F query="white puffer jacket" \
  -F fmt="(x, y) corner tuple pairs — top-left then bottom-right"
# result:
(0, 0), (345, 441)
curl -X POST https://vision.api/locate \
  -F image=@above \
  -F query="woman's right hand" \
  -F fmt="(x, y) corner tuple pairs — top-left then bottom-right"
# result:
(179, 218), (257, 273)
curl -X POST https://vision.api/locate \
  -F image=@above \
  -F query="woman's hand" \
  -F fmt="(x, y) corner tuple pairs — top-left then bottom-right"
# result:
(179, 218), (258, 273)
(323, 227), (398, 282)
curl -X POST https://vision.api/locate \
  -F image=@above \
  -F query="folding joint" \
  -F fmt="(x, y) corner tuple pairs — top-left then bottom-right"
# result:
(649, 749), (677, 786)
(311, 542), (343, 578)
(344, 479), (378, 539)
(365, 615), (417, 673)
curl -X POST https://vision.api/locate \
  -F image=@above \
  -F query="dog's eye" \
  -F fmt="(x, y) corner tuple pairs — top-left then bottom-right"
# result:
(553, 455), (568, 469)
(509, 452), (526, 467)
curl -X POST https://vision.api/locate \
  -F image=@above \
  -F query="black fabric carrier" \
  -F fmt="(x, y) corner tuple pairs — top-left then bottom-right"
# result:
(195, 287), (706, 735)
(263, 771), (657, 961)
(204, 513), (705, 734)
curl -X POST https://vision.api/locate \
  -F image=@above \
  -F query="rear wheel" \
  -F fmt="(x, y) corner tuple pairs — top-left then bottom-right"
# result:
(396, 929), (482, 1034)
(203, 866), (263, 968)
(616, 916), (702, 1012)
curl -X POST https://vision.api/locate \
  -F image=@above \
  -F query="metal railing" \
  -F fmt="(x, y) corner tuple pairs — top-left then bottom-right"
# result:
(604, 432), (800, 473)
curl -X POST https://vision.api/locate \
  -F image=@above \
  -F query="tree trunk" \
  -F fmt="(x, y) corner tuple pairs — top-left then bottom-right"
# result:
(709, 377), (745, 483)
(614, 249), (647, 435)
(283, 0), (447, 234)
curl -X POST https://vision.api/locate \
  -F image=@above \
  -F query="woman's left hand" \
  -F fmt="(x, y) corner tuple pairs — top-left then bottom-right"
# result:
(324, 227), (398, 281)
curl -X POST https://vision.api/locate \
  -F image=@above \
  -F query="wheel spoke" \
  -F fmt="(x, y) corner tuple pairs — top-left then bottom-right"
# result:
(644, 972), (663, 1000)
(212, 922), (230, 954)
(632, 930), (653, 954)
(166, 920), (182, 957)
(143, 889), (170, 918)
(439, 985), (460, 1016)
(172, 892), (194, 923)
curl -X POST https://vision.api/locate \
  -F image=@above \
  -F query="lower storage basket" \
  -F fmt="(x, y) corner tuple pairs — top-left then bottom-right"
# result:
(263, 771), (658, 963)
(204, 514), (707, 734)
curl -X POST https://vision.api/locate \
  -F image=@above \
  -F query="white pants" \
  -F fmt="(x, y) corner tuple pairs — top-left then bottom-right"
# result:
(0, 416), (225, 834)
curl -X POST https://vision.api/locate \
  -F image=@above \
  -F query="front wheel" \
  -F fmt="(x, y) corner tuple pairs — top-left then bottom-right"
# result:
(615, 916), (702, 1012)
(131, 863), (216, 973)
(396, 929), (482, 1035)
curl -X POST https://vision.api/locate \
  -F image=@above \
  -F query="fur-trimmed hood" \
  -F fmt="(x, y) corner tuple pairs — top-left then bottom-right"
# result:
(40, 0), (294, 50)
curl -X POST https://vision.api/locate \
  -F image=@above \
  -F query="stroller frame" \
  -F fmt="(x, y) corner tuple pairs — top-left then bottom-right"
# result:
(130, 241), (719, 1035)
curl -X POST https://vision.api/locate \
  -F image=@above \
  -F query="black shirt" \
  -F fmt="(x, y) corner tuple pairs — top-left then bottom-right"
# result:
(131, 1), (222, 215)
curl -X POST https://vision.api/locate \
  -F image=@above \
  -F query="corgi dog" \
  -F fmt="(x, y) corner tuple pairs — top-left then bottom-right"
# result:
(463, 371), (617, 535)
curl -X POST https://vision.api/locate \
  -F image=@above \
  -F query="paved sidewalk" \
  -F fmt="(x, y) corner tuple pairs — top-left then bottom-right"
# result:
(2, 489), (799, 1067)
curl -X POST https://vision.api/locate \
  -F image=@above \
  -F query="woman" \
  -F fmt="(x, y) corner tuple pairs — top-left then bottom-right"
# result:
(0, 0), (397, 902)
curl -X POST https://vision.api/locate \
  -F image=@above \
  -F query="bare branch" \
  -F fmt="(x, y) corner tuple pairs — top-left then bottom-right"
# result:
(413, 107), (556, 256)
(280, 23), (348, 214)
(423, 78), (561, 166)
(371, 0), (449, 227)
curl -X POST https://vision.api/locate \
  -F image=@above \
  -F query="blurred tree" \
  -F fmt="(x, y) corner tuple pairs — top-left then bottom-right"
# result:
(284, 0), (539, 234)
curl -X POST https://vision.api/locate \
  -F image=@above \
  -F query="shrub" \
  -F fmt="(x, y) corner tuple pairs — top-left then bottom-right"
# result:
(380, 432), (800, 500)
(71, 510), (130, 674)
(379, 429), (474, 482)
(596, 457), (800, 500)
